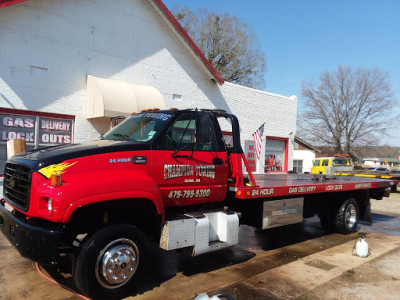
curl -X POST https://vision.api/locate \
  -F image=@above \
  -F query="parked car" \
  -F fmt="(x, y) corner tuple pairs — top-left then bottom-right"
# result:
(367, 167), (390, 172)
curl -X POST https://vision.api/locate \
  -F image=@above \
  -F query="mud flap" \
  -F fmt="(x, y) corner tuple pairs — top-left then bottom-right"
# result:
(359, 200), (371, 222)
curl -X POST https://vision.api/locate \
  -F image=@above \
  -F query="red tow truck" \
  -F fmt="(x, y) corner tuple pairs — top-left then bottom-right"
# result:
(0, 108), (396, 299)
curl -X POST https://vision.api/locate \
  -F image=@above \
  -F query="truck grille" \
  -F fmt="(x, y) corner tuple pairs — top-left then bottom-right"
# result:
(4, 162), (32, 211)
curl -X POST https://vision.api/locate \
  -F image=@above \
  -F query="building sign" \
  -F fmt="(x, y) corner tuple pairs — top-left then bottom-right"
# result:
(39, 117), (72, 144)
(0, 109), (75, 176)
(1, 115), (36, 142)
(0, 114), (73, 145)
(244, 141), (256, 172)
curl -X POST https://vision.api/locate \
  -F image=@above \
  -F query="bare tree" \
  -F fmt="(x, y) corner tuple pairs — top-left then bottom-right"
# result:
(173, 6), (267, 89)
(353, 145), (400, 158)
(298, 66), (396, 155)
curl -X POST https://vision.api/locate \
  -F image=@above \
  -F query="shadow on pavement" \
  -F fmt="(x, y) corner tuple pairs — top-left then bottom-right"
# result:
(39, 211), (400, 298)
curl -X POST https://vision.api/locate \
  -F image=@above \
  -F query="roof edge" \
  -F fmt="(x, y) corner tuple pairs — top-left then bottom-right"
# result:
(150, 0), (224, 85)
(0, 0), (29, 8)
(294, 136), (321, 152)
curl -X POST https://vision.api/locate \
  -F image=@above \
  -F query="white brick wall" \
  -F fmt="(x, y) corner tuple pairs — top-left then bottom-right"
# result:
(0, 0), (297, 172)
(220, 83), (297, 172)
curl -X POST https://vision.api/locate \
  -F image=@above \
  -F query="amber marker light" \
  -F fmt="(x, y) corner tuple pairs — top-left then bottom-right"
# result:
(50, 173), (62, 187)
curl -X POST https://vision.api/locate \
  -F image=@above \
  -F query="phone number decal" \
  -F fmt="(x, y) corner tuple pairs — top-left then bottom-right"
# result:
(168, 189), (211, 199)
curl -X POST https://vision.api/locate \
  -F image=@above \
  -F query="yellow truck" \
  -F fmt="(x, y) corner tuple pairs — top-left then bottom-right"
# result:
(311, 155), (353, 175)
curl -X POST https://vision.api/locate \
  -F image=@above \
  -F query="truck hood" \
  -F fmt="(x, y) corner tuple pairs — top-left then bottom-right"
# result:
(9, 140), (151, 171)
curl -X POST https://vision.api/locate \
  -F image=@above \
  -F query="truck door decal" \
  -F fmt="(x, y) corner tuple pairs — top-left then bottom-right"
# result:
(163, 164), (215, 180)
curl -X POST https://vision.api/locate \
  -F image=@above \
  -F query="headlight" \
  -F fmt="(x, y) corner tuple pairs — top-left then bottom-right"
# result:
(47, 198), (53, 212)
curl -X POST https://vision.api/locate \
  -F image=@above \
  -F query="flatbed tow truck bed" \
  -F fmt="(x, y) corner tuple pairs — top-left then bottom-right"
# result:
(233, 173), (396, 200)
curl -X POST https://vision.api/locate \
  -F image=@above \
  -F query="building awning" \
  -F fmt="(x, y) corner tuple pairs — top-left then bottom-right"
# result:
(86, 75), (166, 119)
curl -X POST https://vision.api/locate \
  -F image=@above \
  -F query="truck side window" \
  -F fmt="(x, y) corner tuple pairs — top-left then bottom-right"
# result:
(161, 113), (195, 150)
(313, 160), (320, 166)
(195, 112), (218, 151)
(159, 112), (219, 151)
(322, 160), (329, 166)
(217, 116), (233, 151)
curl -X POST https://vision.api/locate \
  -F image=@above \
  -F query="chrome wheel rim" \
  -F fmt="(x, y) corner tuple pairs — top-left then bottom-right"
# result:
(95, 238), (139, 289)
(345, 204), (357, 229)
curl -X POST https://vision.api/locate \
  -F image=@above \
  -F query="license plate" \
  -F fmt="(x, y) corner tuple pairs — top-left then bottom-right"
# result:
(4, 202), (15, 214)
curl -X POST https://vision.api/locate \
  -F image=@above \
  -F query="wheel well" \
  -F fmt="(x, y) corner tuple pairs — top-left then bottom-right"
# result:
(66, 198), (162, 243)
(304, 190), (370, 218)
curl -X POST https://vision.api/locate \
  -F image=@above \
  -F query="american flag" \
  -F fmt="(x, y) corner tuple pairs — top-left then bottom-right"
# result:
(252, 124), (264, 160)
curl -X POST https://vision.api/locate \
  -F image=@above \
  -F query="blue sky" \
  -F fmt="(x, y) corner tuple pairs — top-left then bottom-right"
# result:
(163, 0), (400, 146)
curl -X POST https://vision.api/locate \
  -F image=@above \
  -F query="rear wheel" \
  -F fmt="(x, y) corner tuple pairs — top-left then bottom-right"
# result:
(334, 198), (359, 234)
(319, 197), (360, 234)
(73, 224), (147, 300)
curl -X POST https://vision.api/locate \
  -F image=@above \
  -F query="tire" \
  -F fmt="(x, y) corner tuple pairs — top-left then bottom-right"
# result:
(73, 224), (147, 300)
(334, 198), (359, 234)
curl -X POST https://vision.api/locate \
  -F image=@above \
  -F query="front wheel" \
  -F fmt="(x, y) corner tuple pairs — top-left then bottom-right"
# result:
(73, 224), (147, 300)
(334, 198), (359, 234)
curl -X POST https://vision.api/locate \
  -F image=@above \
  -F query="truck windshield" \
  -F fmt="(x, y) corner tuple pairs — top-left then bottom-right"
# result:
(333, 158), (349, 165)
(102, 112), (173, 142)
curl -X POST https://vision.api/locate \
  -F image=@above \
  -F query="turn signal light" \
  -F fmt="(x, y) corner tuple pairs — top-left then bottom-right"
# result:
(50, 174), (62, 187)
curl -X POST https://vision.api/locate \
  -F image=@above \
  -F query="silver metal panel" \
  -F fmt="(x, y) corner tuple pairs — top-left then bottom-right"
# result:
(159, 218), (195, 250)
(262, 197), (304, 229)
(204, 212), (239, 244)
(215, 212), (239, 245)
(205, 212), (219, 242)
(193, 212), (239, 256)
(193, 216), (210, 255)
(160, 211), (239, 255)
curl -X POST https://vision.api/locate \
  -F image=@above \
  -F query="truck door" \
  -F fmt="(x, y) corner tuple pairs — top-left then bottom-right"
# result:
(152, 111), (228, 206)
(311, 159), (320, 174)
(322, 159), (330, 174)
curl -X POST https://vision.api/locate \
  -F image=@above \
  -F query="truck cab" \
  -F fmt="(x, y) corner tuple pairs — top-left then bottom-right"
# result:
(0, 108), (244, 299)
